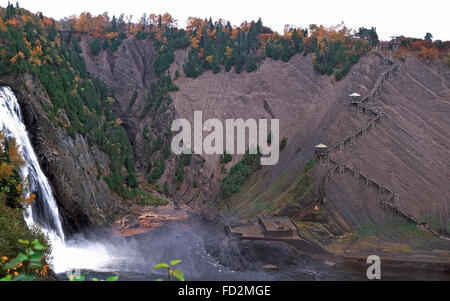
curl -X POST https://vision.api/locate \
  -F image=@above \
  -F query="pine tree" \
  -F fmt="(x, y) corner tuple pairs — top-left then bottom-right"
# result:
(163, 181), (169, 195)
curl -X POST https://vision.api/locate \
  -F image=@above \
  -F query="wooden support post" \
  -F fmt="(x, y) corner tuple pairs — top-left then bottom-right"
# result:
(354, 170), (360, 183)
(394, 194), (400, 206)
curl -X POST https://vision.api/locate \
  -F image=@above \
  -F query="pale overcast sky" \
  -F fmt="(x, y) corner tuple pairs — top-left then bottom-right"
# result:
(1, 0), (449, 41)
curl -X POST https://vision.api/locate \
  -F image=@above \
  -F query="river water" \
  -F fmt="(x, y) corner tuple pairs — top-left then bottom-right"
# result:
(54, 219), (364, 281)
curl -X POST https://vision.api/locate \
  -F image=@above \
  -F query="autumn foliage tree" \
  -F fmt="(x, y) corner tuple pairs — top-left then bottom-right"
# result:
(0, 132), (34, 209)
(394, 36), (449, 62)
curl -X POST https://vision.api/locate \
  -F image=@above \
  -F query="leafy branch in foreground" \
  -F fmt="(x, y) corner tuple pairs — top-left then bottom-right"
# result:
(0, 239), (49, 281)
(69, 275), (119, 281)
(154, 259), (184, 281)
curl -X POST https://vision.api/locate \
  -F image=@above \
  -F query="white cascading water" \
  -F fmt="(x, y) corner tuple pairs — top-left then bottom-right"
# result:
(0, 86), (114, 274)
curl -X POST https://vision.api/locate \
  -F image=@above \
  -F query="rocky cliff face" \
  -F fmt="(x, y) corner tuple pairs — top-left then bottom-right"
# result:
(79, 38), (213, 206)
(1, 73), (118, 234)
(79, 37), (172, 171)
(79, 36), (450, 230)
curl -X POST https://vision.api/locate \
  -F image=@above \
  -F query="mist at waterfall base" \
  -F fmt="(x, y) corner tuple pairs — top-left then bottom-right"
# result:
(55, 218), (349, 281)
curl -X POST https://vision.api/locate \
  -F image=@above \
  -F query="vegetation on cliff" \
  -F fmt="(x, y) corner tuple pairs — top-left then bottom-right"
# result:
(393, 36), (450, 62)
(221, 150), (261, 198)
(181, 19), (372, 79)
(0, 4), (139, 198)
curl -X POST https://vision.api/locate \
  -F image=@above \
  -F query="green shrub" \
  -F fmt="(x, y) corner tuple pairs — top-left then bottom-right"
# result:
(246, 54), (257, 72)
(175, 159), (185, 184)
(234, 55), (244, 74)
(163, 181), (169, 195)
(280, 137), (288, 151)
(71, 37), (82, 53)
(219, 151), (232, 164)
(148, 158), (166, 184)
(0, 238), (51, 281)
(138, 192), (168, 206)
(220, 150), (261, 198)
(305, 158), (316, 171)
(89, 39), (102, 56)
(162, 145), (170, 160)
(136, 31), (148, 40)
(0, 203), (51, 261)
(293, 174), (313, 199)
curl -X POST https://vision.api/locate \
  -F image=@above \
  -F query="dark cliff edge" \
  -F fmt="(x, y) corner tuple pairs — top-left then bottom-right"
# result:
(1, 72), (118, 235)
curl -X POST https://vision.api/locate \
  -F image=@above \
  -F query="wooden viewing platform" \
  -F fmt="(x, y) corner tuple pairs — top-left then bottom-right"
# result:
(226, 217), (328, 254)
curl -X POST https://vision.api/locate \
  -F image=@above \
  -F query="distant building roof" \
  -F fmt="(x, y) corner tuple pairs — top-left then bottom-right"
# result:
(315, 143), (328, 148)
(349, 92), (361, 97)
(258, 217), (297, 238)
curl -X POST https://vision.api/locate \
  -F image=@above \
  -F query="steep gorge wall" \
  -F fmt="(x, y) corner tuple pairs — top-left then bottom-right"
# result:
(79, 37), (161, 169)
(79, 39), (212, 205)
(78, 36), (449, 231)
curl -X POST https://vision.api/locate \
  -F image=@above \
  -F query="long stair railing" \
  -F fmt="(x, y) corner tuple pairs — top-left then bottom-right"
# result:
(316, 51), (439, 236)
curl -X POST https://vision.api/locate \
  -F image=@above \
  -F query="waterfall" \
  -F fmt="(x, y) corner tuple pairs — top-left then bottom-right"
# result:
(0, 87), (65, 242)
(0, 86), (115, 274)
